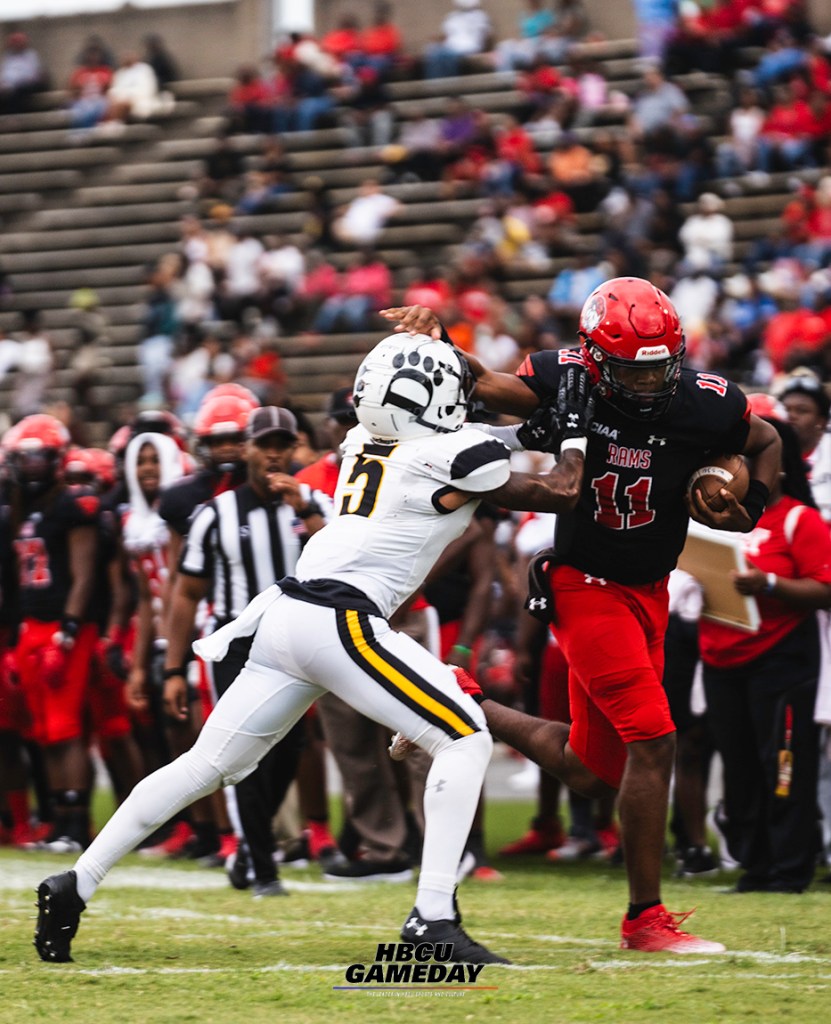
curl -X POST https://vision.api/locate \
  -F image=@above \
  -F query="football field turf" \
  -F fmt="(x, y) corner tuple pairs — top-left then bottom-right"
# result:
(2, 800), (830, 1024)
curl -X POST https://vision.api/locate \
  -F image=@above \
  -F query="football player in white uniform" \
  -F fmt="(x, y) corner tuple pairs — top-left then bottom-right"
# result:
(35, 333), (591, 966)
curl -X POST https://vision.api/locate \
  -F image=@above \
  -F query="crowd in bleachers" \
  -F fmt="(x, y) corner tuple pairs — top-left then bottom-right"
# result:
(2, 0), (831, 892)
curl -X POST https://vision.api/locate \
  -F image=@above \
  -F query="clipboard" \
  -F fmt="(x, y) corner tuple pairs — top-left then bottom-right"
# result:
(676, 520), (760, 632)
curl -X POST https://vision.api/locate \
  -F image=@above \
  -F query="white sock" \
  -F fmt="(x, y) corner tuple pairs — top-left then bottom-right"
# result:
(74, 749), (221, 903)
(415, 729), (492, 921)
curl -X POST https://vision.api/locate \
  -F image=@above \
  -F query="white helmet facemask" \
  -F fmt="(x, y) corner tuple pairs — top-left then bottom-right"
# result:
(353, 334), (472, 442)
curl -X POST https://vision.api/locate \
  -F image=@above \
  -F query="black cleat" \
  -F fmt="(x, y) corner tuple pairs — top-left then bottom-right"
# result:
(34, 870), (85, 963)
(400, 907), (510, 965)
(226, 844), (252, 891)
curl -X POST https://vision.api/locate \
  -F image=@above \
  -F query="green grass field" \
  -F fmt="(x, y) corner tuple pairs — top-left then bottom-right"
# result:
(2, 799), (830, 1024)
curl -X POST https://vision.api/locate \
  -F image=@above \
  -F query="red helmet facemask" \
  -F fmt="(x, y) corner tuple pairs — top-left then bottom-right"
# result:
(3, 414), (70, 496)
(579, 278), (685, 421)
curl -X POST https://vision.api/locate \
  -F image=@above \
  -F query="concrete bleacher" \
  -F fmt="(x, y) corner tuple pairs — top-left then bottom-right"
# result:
(0, 43), (803, 427)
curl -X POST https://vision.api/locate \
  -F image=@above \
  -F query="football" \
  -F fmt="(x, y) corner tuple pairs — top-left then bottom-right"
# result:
(687, 453), (750, 513)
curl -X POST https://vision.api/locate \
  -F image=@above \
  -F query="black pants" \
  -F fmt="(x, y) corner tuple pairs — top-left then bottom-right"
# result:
(212, 636), (305, 884)
(703, 616), (822, 891)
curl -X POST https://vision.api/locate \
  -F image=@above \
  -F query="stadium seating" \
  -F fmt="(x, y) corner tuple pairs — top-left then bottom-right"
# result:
(0, 38), (813, 433)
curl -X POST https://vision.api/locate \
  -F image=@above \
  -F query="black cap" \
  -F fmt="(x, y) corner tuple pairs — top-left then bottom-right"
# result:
(328, 386), (358, 425)
(777, 373), (831, 419)
(245, 406), (299, 443)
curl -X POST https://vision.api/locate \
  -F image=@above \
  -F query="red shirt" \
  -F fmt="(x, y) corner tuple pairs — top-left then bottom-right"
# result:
(361, 24), (402, 57)
(699, 496), (831, 667)
(763, 308), (831, 372)
(296, 452), (340, 498)
(762, 100), (813, 139)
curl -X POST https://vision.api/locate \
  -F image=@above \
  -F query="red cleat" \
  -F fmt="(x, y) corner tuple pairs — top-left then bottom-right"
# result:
(499, 818), (565, 856)
(138, 820), (195, 859)
(620, 905), (726, 953)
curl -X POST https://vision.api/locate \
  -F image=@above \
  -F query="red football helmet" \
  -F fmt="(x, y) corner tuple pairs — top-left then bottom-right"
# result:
(203, 383), (260, 410)
(579, 277), (685, 420)
(3, 414), (70, 495)
(132, 409), (189, 451)
(65, 446), (117, 491)
(745, 392), (786, 421)
(193, 393), (252, 474)
(193, 394), (253, 439)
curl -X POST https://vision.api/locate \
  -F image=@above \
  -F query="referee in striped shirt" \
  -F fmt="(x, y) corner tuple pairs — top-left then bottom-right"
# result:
(163, 406), (328, 896)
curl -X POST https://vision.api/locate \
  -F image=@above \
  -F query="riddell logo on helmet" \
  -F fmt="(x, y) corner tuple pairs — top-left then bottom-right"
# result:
(635, 346), (670, 359)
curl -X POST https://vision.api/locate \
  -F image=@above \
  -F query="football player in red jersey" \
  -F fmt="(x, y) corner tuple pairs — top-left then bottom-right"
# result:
(3, 415), (99, 852)
(383, 277), (782, 952)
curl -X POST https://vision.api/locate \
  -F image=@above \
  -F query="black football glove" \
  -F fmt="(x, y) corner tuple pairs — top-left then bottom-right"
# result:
(557, 365), (596, 441)
(516, 400), (562, 453)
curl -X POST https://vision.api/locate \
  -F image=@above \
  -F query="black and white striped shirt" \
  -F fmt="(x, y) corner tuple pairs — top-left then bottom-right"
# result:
(178, 482), (325, 624)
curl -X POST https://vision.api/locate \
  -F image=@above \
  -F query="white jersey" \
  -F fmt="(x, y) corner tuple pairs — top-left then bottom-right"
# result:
(294, 424), (511, 618)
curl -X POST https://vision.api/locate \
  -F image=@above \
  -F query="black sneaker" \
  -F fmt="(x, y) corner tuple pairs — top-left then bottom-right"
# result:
(323, 856), (413, 883)
(676, 844), (719, 879)
(400, 907), (510, 964)
(253, 879), (288, 898)
(275, 834), (310, 869)
(34, 870), (86, 963)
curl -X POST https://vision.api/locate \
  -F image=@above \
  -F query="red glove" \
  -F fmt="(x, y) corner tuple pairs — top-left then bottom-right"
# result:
(452, 665), (484, 702)
(41, 642), (69, 690)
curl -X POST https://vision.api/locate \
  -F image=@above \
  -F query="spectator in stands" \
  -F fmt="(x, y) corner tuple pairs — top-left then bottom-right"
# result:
(311, 248), (391, 333)
(757, 81), (816, 173)
(628, 62), (691, 142)
(632, 0), (677, 62)
(138, 260), (179, 406)
(227, 64), (272, 134)
(294, 248), (339, 327)
(422, 0), (494, 80)
(258, 234), (306, 332)
(300, 176), (336, 249)
(752, 28), (807, 96)
(332, 177), (399, 247)
(218, 225), (266, 324)
(66, 40), (112, 136)
(546, 132), (604, 213)
(321, 14), (364, 67)
(546, 250), (609, 335)
(715, 86), (766, 180)
(678, 192), (734, 272)
(12, 310), (53, 419)
(142, 33), (178, 91)
(270, 53), (336, 134)
(360, 2), (404, 79)
(384, 106), (443, 182)
(664, 0), (748, 77)
(494, 0), (558, 71)
(103, 51), (164, 127)
(192, 131), (245, 205)
(0, 30), (46, 116)
(75, 34), (115, 70)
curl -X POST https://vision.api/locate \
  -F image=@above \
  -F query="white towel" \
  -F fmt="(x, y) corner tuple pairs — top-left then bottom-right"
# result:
(193, 584), (282, 662)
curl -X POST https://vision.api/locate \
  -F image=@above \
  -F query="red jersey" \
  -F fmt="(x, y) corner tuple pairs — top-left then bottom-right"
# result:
(295, 452), (340, 499)
(699, 496), (831, 667)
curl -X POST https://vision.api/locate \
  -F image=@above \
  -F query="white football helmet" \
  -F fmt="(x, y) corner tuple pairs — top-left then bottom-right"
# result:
(353, 334), (473, 442)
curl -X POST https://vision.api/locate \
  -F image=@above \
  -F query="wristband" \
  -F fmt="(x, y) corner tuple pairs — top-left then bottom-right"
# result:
(451, 643), (472, 657)
(560, 437), (588, 456)
(60, 615), (81, 641)
(741, 479), (769, 528)
(764, 572), (778, 595)
(163, 667), (186, 680)
(297, 502), (321, 521)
